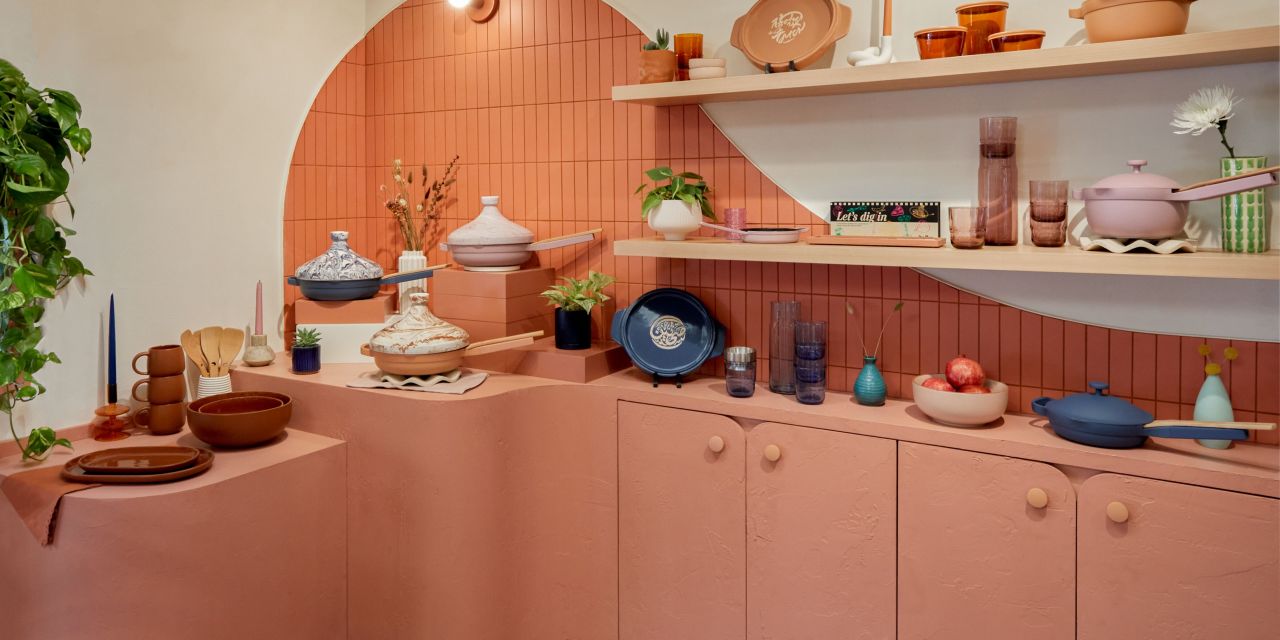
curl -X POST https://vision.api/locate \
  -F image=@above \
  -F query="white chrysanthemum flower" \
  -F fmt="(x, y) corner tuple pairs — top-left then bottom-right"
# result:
(1170, 86), (1239, 136)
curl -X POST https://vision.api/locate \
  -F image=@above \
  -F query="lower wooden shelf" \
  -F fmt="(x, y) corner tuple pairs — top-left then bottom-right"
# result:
(612, 237), (1280, 280)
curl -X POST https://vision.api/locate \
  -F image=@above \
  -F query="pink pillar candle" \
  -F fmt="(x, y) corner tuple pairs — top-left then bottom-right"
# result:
(255, 280), (263, 335)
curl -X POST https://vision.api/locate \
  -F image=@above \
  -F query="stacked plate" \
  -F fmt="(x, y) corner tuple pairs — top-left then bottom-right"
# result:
(61, 446), (214, 484)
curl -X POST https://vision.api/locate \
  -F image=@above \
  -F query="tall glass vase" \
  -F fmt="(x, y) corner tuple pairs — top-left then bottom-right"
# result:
(1221, 156), (1269, 253)
(769, 301), (800, 395)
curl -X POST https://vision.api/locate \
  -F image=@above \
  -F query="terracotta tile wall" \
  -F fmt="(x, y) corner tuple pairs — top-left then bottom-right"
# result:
(283, 0), (1278, 443)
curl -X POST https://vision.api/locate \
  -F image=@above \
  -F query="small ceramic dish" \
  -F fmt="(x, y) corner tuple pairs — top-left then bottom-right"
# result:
(912, 374), (1009, 426)
(77, 446), (202, 475)
(914, 27), (968, 59)
(688, 67), (727, 80)
(688, 58), (726, 68)
(989, 29), (1046, 52)
(187, 391), (292, 448)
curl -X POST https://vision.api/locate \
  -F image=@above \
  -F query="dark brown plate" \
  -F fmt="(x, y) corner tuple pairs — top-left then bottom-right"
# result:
(62, 449), (214, 484)
(76, 446), (202, 475)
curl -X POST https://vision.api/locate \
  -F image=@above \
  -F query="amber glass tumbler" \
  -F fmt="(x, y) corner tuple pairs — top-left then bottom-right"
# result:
(673, 33), (703, 80)
(955, 2), (1008, 55)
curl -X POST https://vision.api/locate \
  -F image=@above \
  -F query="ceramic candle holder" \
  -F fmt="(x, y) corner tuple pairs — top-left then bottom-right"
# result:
(242, 334), (276, 367)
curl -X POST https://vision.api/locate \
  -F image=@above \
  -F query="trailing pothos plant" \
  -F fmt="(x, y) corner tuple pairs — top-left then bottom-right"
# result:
(1, 59), (93, 460)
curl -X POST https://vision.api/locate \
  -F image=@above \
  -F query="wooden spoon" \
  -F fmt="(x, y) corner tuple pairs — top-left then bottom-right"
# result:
(220, 327), (246, 372)
(180, 329), (209, 376)
(199, 326), (223, 377)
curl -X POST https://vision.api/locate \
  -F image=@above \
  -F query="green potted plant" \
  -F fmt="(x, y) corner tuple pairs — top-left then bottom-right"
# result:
(540, 271), (614, 350)
(638, 29), (677, 84)
(291, 328), (322, 374)
(1, 59), (93, 461)
(635, 166), (714, 241)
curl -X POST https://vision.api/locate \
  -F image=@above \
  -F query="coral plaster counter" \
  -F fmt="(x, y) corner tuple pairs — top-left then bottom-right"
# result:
(0, 428), (346, 640)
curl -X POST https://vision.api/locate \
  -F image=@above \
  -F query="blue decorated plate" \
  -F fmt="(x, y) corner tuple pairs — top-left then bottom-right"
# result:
(611, 288), (725, 378)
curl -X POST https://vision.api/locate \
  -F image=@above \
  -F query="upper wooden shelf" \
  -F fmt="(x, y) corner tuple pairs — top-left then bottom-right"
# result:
(612, 237), (1280, 280)
(612, 27), (1280, 106)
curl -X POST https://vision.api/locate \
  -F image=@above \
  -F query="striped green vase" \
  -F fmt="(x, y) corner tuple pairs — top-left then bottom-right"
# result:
(1220, 156), (1269, 253)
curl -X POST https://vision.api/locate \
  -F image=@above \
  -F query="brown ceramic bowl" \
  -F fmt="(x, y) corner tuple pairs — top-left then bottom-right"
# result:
(915, 27), (969, 59)
(187, 391), (292, 448)
(1069, 0), (1194, 43)
(989, 29), (1046, 52)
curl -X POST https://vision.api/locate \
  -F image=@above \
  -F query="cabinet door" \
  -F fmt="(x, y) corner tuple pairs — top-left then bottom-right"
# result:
(746, 423), (896, 640)
(1078, 474), (1280, 640)
(618, 402), (746, 640)
(898, 443), (1075, 640)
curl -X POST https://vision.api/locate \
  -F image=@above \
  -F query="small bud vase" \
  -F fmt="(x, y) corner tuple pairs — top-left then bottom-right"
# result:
(1220, 156), (1269, 253)
(1193, 371), (1235, 450)
(854, 355), (887, 406)
(397, 250), (428, 311)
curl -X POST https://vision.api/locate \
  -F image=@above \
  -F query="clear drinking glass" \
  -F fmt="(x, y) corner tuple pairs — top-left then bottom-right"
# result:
(723, 207), (747, 241)
(949, 206), (988, 249)
(978, 116), (1018, 245)
(1029, 180), (1069, 247)
(725, 346), (756, 398)
(794, 321), (827, 405)
(769, 301), (800, 394)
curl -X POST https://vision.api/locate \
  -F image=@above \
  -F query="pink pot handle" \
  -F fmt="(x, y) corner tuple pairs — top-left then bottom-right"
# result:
(1169, 170), (1277, 202)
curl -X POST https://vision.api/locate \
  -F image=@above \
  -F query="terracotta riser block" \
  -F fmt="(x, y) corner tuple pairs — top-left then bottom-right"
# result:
(431, 291), (551, 323)
(472, 337), (632, 382)
(0, 429), (346, 639)
(431, 267), (556, 299)
(447, 315), (555, 342)
(294, 293), (395, 325)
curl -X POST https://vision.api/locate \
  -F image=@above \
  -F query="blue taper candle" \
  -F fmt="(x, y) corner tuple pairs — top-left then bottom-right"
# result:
(107, 293), (117, 403)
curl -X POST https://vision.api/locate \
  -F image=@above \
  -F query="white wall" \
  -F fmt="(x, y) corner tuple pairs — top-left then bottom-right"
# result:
(0, 0), (400, 436)
(608, 0), (1280, 341)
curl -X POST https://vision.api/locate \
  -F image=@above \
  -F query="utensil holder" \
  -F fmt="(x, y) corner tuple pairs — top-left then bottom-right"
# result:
(196, 374), (232, 399)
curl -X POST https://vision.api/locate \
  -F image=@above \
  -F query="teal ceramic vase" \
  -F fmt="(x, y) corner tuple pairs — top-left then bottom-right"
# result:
(1193, 372), (1235, 449)
(1220, 156), (1269, 253)
(854, 356), (887, 406)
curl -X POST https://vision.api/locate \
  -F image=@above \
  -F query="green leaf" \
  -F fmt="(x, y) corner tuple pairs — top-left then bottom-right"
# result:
(66, 126), (92, 157)
(12, 266), (57, 298)
(1, 152), (46, 176)
(46, 88), (81, 114)
(46, 99), (77, 133)
(645, 167), (673, 181)
(33, 216), (55, 242)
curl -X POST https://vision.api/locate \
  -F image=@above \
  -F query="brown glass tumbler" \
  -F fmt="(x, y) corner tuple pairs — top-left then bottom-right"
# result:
(674, 33), (703, 81)
(956, 2), (1009, 55)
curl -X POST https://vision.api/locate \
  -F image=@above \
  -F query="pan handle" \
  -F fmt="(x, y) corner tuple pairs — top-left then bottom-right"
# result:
(360, 344), (373, 357)
(463, 330), (545, 356)
(1168, 169), (1278, 202)
(1142, 425), (1249, 441)
(1146, 419), (1276, 431)
(528, 228), (602, 251)
(287, 276), (300, 286)
(380, 264), (450, 285)
(1031, 397), (1052, 417)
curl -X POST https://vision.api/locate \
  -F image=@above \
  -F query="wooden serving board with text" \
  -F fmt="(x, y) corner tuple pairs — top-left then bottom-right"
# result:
(807, 236), (946, 248)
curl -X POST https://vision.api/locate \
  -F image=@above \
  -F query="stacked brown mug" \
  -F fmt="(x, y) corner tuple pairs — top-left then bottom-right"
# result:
(131, 345), (187, 435)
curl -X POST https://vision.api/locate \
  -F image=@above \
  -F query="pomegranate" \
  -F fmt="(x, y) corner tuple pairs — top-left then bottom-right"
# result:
(921, 377), (956, 392)
(958, 384), (991, 394)
(945, 355), (986, 389)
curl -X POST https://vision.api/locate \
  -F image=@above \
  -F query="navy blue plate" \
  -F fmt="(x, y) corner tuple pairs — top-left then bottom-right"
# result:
(611, 288), (725, 382)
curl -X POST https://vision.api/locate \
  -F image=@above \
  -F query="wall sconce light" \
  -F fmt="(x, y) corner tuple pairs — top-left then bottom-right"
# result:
(448, 0), (498, 23)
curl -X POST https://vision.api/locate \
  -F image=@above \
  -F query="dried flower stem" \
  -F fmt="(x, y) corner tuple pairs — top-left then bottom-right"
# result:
(381, 155), (461, 252)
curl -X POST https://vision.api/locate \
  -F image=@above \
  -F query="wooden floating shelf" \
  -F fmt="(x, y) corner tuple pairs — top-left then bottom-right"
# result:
(612, 237), (1280, 280)
(612, 27), (1280, 106)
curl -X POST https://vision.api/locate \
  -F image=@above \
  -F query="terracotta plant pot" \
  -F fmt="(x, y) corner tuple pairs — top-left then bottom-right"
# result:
(647, 200), (703, 241)
(1069, 0), (1195, 43)
(638, 50), (677, 84)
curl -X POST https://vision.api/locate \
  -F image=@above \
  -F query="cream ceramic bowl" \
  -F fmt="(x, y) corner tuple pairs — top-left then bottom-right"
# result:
(912, 374), (1009, 427)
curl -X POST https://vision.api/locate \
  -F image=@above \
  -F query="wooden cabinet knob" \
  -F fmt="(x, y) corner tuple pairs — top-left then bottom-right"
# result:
(1026, 487), (1049, 509)
(1106, 501), (1130, 524)
(764, 444), (782, 462)
(708, 435), (725, 454)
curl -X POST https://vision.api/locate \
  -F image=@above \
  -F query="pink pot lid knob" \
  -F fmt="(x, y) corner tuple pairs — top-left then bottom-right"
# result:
(1128, 160), (1147, 172)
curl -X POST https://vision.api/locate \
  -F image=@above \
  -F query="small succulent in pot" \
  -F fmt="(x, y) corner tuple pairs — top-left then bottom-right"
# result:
(635, 166), (714, 240)
(638, 29), (677, 84)
(541, 271), (614, 350)
(291, 328), (322, 375)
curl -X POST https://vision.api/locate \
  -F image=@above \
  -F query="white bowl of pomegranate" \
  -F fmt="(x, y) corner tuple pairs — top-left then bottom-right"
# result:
(912, 356), (1008, 427)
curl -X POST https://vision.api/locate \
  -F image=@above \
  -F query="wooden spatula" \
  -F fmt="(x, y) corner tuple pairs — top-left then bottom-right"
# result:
(199, 326), (223, 377)
(180, 329), (209, 376)
(220, 328), (245, 372)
